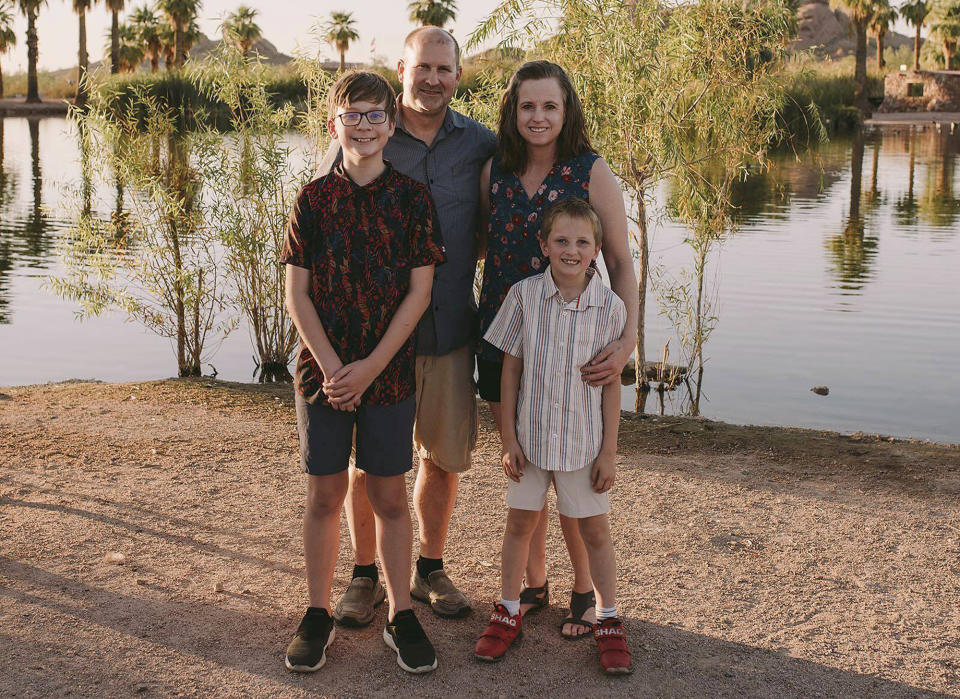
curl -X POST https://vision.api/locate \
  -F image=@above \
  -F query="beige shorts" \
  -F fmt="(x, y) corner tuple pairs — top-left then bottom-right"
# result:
(507, 462), (610, 519)
(413, 345), (478, 474)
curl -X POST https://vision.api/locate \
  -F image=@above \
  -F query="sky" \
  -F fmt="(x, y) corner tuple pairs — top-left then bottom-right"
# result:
(3, 0), (923, 75)
(2, 0), (505, 74)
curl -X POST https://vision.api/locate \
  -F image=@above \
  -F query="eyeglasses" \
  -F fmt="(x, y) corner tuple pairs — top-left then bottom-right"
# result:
(335, 110), (388, 126)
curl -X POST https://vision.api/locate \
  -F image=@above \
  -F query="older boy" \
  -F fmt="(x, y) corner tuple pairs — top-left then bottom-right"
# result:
(282, 71), (445, 674)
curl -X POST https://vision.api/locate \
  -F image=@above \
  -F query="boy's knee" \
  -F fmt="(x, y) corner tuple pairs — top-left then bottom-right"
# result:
(505, 509), (540, 538)
(365, 477), (410, 520)
(305, 474), (347, 518)
(305, 490), (344, 519)
(577, 515), (611, 548)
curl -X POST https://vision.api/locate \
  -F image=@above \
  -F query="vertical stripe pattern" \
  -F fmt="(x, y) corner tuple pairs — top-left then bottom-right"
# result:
(483, 270), (627, 472)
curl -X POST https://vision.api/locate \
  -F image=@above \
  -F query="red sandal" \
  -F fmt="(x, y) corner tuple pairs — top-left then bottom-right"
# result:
(475, 604), (523, 662)
(594, 618), (633, 674)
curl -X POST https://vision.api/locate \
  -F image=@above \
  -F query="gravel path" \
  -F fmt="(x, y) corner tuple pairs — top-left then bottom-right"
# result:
(1, 379), (958, 698)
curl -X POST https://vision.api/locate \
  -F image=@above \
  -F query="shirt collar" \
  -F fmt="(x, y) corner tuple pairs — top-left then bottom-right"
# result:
(395, 97), (466, 140)
(543, 266), (604, 310)
(332, 159), (395, 195)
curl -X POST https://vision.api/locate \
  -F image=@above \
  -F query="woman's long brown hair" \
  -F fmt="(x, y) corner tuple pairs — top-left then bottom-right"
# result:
(496, 60), (593, 175)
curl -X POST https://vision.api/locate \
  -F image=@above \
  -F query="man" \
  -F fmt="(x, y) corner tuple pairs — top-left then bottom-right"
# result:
(315, 26), (496, 624)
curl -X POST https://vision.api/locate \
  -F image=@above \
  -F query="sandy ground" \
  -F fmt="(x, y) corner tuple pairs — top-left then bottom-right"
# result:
(1, 378), (958, 698)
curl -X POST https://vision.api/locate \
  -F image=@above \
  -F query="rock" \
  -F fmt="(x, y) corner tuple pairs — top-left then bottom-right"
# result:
(811, 386), (829, 396)
(103, 552), (125, 564)
(214, 581), (225, 593)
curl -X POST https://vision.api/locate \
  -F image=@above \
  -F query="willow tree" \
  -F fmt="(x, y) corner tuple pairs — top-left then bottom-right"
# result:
(53, 94), (225, 377)
(0, 2), (16, 98)
(323, 11), (358, 72)
(900, 0), (930, 69)
(191, 41), (314, 381)
(470, 0), (798, 389)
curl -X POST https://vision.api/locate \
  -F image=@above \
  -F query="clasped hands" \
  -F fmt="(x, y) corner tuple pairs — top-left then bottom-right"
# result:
(322, 357), (380, 411)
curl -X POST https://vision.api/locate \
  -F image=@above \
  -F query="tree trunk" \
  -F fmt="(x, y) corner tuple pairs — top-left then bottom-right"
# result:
(175, 24), (184, 68)
(946, 45), (955, 70)
(0, 62), (4, 99)
(151, 50), (159, 73)
(877, 31), (885, 70)
(854, 21), (870, 117)
(110, 10), (119, 74)
(76, 9), (89, 106)
(26, 7), (40, 103)
(339, 48), (345, 72)
(914, 25), (921, 70)
(634, 194), (649, 391)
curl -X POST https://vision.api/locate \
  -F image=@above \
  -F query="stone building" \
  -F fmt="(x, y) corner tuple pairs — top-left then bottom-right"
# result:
(879, 70), (960, 112)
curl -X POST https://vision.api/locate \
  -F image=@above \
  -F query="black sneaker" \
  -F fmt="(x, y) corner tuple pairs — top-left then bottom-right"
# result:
(383, 609), (438, 674)
(285, 607), (336, 672)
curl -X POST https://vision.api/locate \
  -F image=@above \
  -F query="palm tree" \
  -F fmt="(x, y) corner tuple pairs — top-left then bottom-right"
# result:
(0, 2), (16, 98)
(130, 4), (161, 72)
(834, 0), (874, 115)
(900, 0), (930, 70)
(18, 0), (47, 103)
(105, 20), (142, 71)
(869, 0), (897, 69)
(221, 5), (261, 56)
(324, 10), (358, 72)
(407, 0), (457, 27)
(157, 0), (201, 69)
(928, 0), (960, 68)
(105, 0), (124, 74)
(71, 0), (96, 105)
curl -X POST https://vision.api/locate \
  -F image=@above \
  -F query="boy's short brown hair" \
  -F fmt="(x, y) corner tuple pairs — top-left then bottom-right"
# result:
(326, 70), (397, 122)
(540, 197), (603, 246)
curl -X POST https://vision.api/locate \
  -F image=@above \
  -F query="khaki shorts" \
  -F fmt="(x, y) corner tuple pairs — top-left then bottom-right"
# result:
(507, 462), (610, 519)
(414, 345), (478, 474)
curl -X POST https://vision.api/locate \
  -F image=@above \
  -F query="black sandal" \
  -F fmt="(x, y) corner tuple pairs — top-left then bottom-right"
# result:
(560, 589), (596, 640)
(519, 579), (549, 616)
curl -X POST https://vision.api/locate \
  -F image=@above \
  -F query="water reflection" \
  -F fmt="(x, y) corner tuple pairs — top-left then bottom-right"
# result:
(919, 133), (960, 232)
(824, 130), (879, 293)
(894, 133), (919, 226)
(0, 120), (16, 323)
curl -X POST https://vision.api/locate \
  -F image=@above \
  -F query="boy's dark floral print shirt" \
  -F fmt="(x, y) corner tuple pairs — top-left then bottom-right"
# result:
(281, 161), (446, 406)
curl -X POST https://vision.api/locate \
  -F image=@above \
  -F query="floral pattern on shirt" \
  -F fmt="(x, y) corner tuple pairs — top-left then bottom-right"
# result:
(281, 162), (446, 406)
(477, 149), (599, 362)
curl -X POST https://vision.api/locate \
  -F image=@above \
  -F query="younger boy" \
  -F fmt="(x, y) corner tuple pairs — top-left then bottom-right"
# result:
(281, 71), (446, 674)
(474, 197), (633, 674)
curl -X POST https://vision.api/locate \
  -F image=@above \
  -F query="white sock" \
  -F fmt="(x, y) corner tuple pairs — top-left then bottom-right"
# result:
(596, 604), (618, 621)
(500, 598), (521, 617)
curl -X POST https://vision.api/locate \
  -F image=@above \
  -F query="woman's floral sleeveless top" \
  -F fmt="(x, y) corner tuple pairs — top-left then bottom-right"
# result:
(477, 149), (599, 361)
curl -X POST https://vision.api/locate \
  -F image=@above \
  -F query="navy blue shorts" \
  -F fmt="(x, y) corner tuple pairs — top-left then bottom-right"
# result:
(294, 393), (415, 477)
(476, 356), (503, 403)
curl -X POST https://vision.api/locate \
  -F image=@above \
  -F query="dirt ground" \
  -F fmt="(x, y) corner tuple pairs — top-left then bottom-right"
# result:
(1, 378), (958, 698)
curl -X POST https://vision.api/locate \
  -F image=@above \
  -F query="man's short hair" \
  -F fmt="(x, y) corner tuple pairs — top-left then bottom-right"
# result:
(326, 70), (397, 122)
(403, 26), (460, 66)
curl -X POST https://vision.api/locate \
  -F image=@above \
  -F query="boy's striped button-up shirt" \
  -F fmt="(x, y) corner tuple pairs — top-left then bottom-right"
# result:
(484, 269), (626, 472)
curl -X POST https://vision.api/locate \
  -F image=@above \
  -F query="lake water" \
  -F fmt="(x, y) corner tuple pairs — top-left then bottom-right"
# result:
(1, 116), (958, 442)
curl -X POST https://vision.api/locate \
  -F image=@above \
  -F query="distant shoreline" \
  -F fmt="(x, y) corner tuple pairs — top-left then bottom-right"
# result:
(0, 99), (71, 117)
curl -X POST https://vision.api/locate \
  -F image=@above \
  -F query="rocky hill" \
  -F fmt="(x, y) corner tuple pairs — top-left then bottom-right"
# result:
(791, 0), (914, 58)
